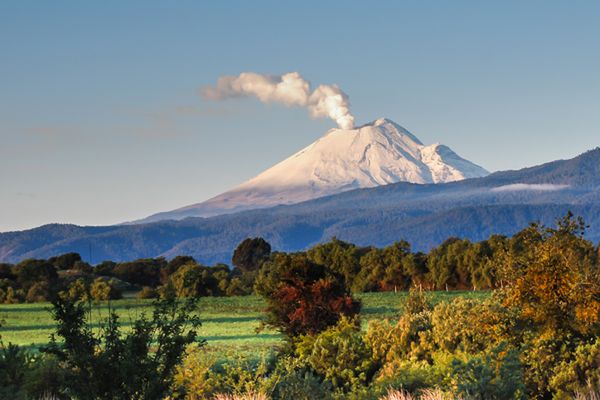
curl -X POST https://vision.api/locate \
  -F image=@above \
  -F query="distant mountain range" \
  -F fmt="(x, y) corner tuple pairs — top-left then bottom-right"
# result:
(137, 118), (488, 223)
(2, 147), (599, 265)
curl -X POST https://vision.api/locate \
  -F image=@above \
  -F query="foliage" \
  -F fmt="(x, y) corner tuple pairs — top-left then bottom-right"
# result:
(430, 297), (508, 354)
(173, 348), (272, 399)
(232, 237), (271, 273)
(138, 285), (159, 299)
(294, 316), (374, 392)
(448, 343), (525, 400)
(0, 341), (33, 400)
(549, 338), (600, 398)
(257, 253), (360, 337)
(266, 356), (333, 400)
(42, 295), (202, 399)
(168, 262), (226, 297)
(89, 277), (122, 300)
(498, 213), (600, 337)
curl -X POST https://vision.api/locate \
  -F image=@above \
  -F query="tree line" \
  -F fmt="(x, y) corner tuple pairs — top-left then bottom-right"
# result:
(2, 216), (600, 304)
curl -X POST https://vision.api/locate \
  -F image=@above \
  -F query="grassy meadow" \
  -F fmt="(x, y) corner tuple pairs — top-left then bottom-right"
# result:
(0, 291), (488, 359)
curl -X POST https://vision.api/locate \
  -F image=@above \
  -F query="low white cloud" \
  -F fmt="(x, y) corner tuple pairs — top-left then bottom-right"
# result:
(491, 183), (570, 192)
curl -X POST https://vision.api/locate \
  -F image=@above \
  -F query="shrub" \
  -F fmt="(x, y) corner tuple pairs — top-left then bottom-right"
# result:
(22, 354), (67, 400)
(365, 301), (433, 376)
(269, 368), (332, 400)
(430, 297), (508, 354)
(89, 277), (121, 301)
(403, 288), (432, 315)
(137, 286), (159, 299)
(63, 278), (90, 301)
(549, 338), (600, 397)
(448, 343), (525, 400)
(294, 316), (374, 393)
(172, 347), (220, 399)
(173, 349), (272, 399)
(25, 281), (52, 303)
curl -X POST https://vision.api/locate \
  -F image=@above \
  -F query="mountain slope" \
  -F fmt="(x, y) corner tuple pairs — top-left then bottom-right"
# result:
(140, 118), (488, 223)
(2, 148), (599, 264)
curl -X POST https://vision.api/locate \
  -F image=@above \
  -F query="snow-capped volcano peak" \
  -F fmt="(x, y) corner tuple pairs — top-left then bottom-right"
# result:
(139, 118), (489, 223)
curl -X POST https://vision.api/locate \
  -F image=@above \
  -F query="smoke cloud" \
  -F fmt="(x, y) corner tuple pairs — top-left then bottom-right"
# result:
(202, 72), (355, 129)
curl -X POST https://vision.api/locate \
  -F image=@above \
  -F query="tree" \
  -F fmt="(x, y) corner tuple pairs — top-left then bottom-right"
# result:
(111, 258), (165, 287)
(307, 238), (364, 288)
(498, 213), (600, 337)
(13, 259), (57, 291)
(48, 253), (82, 270)
(43, 295), (202, 399)
(168, 263), (223, 298)
(257, 253), (360, 338)
(161, 256), (197, 284)
(232, 238), (271, 273)
(496, 213), (600, 397)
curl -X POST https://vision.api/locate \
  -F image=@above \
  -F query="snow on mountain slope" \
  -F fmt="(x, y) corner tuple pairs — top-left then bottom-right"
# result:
(138, 118), (489, 223)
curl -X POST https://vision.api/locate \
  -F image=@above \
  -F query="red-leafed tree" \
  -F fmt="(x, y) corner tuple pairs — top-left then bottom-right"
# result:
(256, 253), (360, 338)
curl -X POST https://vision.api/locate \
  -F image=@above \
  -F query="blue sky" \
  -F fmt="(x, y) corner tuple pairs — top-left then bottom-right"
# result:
(1, 1), (599, 231)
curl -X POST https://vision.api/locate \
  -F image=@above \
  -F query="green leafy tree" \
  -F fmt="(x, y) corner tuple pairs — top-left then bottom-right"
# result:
(232, 237), (271, 273)
(43, 295), (202, 399)
(49, 253), (82, 270)
(168, 263), (223, 298)
(307, 238), (365, 289)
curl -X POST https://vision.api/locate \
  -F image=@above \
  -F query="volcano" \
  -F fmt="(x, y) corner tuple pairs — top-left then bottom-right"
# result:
(138, 118), (489, 223)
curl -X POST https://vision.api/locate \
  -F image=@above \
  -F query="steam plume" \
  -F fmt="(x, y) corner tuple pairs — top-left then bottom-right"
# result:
(202, 72), (355, 129)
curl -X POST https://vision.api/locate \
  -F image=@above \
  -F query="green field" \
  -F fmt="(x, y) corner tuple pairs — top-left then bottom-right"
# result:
(0, 291), (488, 359)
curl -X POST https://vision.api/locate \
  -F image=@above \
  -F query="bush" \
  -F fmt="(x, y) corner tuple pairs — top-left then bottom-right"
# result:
(89, 277), (121, 301)
(26, 281), (52, 303)
(430, 297), (508, 354)
(137, 286), (159, 299)
(365, 293), (434, 375)
(173, 348), (272, 399)
(270, 367), (333, 400)
(294, 316), (374, 393)
(403, 289), (432, 315)
(63, 278), (90, 301)
(448, 343), (525, 400)
(549, 338), (600, 398)
(22, 354), (67, 399)
(172, 347), (220, 399)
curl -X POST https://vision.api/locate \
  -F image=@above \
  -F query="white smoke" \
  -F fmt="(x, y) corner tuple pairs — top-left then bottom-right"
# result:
(202, 72), (355, 129)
